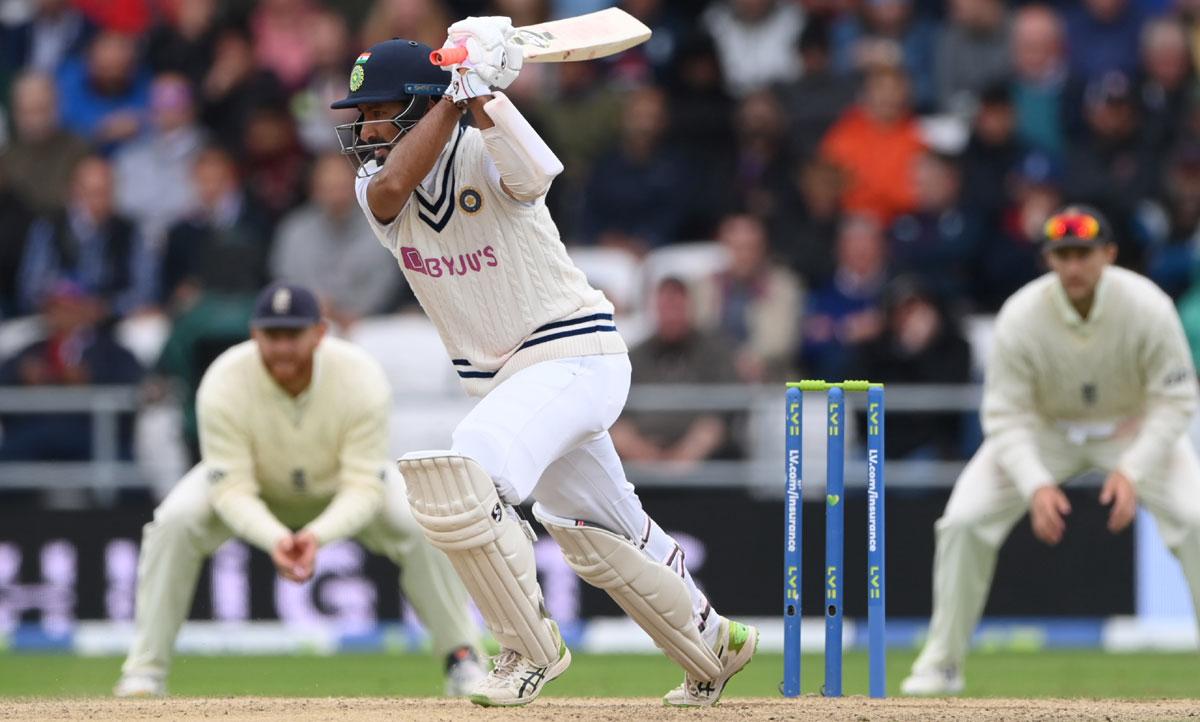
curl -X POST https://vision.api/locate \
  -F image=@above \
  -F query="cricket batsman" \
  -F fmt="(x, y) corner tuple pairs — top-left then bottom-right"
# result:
(902, 206), (1200, 695)
(114, 282), (483, 697)
(329, 23), (757, 707)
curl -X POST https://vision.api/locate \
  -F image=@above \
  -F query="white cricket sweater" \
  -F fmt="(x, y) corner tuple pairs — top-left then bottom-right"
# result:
(197, 338), (390, 550)
(983, 266), (1198, 498)
(356, 124), (627, 397)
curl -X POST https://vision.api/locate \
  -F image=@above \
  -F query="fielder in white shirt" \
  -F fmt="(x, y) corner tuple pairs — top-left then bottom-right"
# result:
(902, 206), (1200, 695)
(114, 283), (482, 698)
(329, 27), (757, 708)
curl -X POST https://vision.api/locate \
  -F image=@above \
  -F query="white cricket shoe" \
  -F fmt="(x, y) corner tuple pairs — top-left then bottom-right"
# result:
(444, 645), (487, 697)
(900, 665), (965, 696)
(662, 618), (759, 707)
(468, 624), (571, 707)
(113, 674), (166, 698)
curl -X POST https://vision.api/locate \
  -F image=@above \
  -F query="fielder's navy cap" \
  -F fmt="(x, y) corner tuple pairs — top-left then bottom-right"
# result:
(1042, 204), (1114, 251)
(251, 282), (322, 329)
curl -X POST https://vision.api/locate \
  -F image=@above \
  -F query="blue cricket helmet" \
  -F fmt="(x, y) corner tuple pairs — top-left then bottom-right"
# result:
(331, 38), (451, 176)
(331, 38), (449, 109)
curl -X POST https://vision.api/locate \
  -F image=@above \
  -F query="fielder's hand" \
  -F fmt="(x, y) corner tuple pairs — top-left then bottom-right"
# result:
(443, 15), (523, 89)
(1030, 484), (1071, 546)
(1099, 470), (1137, 534)
(272, 531), (318, 583)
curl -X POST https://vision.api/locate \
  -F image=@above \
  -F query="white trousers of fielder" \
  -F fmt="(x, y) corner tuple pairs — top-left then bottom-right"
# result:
(913, 430), (1200, 675)
(121, 465), (478, 679)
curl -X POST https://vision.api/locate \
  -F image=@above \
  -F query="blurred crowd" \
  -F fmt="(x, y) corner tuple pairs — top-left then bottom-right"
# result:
(5, 0), (1200, 467)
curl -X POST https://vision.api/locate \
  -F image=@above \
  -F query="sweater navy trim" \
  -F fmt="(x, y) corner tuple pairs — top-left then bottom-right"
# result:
(414, 126), (462, 214)
(415, 127), (463, 232)
(532, 313), (614, 334)
(517, 324), (618, 351)
(452, 316), (618, 379)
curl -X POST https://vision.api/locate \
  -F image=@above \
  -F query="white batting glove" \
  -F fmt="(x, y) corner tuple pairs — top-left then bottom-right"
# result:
(443, 15), (524, 90)
(444, 67), (491, 106)
(475, 37), (522, 89)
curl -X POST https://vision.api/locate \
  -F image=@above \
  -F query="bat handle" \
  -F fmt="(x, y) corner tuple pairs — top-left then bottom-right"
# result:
(430, 46), (468, 66)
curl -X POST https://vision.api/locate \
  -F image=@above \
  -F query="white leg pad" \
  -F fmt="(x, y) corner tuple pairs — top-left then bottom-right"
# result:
(537, 513), (721, 680)
(398, 451), (559, 667)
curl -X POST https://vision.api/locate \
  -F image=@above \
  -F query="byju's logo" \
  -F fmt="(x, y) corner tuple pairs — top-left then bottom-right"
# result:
(400, 247), (426, 273)
(399, 246), (498, 278)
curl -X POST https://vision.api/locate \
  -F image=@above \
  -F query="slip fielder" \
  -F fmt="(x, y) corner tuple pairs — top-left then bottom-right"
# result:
(114, 282), (483, 697)
(902, 206), (1200, 695)
(329, 21), (757, 708)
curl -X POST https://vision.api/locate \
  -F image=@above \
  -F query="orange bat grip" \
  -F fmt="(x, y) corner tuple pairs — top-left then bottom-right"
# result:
(430, 46), (468, 66)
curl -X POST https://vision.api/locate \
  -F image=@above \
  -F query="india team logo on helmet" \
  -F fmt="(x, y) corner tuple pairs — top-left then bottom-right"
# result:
(349, 51), (371, 92)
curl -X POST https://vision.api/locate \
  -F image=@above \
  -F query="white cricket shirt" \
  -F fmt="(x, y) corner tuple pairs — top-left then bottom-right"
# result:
(983, 266), (1198, 498)
(356, 124), (627, 397)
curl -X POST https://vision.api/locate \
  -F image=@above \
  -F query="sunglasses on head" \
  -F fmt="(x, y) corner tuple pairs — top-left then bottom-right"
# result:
(1044, 212), (1101, 242)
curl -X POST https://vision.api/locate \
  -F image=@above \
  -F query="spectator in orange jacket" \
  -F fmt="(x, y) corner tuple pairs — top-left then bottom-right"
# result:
(820, 63), (925, 224)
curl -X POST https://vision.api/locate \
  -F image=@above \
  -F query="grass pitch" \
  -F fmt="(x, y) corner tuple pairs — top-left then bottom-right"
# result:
(0, 651), (1197, 699)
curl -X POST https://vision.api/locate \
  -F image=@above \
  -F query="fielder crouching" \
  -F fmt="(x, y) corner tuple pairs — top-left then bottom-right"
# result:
(330, 19), (758, 708)
(902, 206), (1200, 695)
(114, 282), (483, 697)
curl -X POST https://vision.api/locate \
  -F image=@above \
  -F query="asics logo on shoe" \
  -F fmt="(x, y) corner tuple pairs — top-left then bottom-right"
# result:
(517, 667), (547, 698)
(695, 681), (715, 696)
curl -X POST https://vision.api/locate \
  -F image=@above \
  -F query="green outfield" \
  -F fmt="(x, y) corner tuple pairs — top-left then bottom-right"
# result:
(0, 651), (1196, 699)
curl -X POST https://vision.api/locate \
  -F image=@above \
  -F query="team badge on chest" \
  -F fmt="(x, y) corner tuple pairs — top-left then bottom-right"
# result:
(1082, 383), (1097, 406)
(458, 187), (483, 214)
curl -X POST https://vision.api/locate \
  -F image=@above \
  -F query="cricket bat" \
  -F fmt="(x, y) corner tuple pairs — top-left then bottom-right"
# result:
(430, 8), (652, 67)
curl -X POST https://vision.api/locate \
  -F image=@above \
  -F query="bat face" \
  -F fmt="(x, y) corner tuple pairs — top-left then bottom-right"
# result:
(431, 8), (651, 67)
(514, 8), (652, 63)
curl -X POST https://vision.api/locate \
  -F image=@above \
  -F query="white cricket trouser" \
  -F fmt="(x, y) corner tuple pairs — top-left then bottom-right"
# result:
(121, 465), (478, 679)
(451, 353), (716, 634)
(913, 432), (1200, 675)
